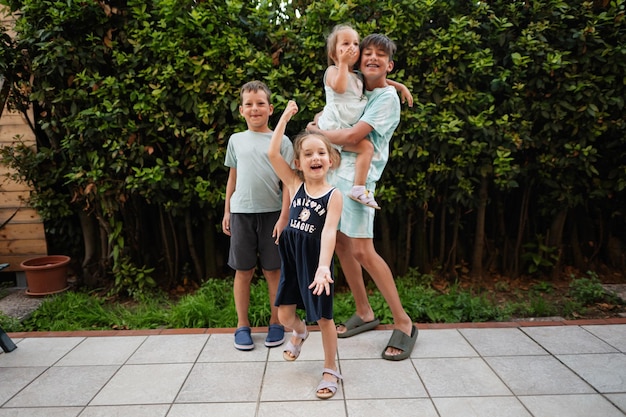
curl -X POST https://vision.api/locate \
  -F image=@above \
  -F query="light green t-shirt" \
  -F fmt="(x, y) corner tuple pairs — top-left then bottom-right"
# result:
(224, 130), (294, 213)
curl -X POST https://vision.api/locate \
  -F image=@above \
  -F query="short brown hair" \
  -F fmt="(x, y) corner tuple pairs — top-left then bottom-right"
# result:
(240, 80), (271, 103)
(361, 34), (396, 61)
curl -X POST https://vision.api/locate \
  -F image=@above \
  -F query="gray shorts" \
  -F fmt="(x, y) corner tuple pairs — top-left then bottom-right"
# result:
(228, 212), (281, 271)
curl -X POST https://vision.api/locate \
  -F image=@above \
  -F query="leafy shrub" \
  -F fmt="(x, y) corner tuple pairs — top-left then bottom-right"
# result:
(23, 291), (116, 331)
(531, 281), (554, 294)
(1, 0), (625, 292)
(169, 278), (238, 328)
(21, 291), (169, 331)
(527, 294), (559, 318)
(7, 268), (624, 332)
(521, 236), (560, 276)
(367, 272), (510, 324)
(568, 271), (618, 305)
(0, 312), (22, 333)
(110, 256), (158, 302)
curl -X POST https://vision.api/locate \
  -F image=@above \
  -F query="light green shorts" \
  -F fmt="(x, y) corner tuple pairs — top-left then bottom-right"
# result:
(330, 174), (377, 239)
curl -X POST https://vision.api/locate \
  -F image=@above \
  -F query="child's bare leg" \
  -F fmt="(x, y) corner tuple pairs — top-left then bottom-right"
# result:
(343, 139), (373, 186)
(278, 305), (307, 360)
(343, 139), (380, 209)
(319, 318), (338, 373)
(233, 268), (256, 350)
(262, 268), (285, 347)
(234, 268), (255, 328)
(317, 318), (341, 398)
(278, 305), (304, 334)
(262, 268), (281, 325)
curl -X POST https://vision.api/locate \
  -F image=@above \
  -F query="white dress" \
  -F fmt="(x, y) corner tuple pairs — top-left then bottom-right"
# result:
(317, 66), (368, 131)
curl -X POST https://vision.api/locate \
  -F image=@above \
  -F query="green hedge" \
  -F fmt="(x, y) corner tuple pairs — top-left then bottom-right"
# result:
(1, 0), (625, 296)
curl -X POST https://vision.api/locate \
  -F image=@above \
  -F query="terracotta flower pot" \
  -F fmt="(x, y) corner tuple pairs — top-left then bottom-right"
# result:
(20, 255), (70, 296)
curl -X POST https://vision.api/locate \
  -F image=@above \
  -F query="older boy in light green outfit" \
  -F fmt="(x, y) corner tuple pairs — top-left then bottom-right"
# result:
(308, 34), (417, 361)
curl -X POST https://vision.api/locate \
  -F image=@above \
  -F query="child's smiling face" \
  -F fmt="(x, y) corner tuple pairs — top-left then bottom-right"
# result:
(239, 89), (273, 132)
(359, 44), (394, 87)
(295, 136), (333, 179)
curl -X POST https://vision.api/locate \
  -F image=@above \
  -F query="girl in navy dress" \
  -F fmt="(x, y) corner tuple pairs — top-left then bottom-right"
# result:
(268, 100), (343, 399)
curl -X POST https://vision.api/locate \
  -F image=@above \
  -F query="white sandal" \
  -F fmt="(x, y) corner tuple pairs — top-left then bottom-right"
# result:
(316, 368), (343, 399)
(282, 320), (308, 361)
(348, 189), (381, 210)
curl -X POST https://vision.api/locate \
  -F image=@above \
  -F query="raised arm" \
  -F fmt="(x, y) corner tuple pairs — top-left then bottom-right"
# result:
(268, 100), (299, 191)
(325, 45), (356, 94)
(273, 182), (291, 244)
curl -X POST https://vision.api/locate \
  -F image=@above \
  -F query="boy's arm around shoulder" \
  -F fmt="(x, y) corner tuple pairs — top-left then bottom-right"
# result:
(387, 79), (414, 107)
(308, 119), (373, 148)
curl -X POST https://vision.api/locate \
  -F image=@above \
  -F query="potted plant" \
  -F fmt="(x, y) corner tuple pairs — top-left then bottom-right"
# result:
(20, 255), (70, 296)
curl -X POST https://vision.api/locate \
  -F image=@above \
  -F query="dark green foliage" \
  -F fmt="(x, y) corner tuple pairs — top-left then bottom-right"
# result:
(169, 278), (239, 328)
(0, 313), (21, 333)
(569, 271), (622, 305)
(394, 278), (509, 323)
(5, 266), (623, 331)
(24, 291), (121, 331)
(1, 0), (625, 296)
(19, 290), (170, 331)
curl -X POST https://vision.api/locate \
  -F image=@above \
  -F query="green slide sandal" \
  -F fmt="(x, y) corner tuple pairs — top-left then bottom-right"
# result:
(337, 314), (380, 339)
(381, 325), (418, 361)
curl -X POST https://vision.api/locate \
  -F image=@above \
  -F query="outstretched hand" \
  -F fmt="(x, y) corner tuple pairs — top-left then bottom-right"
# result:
(309, 266), (333, 296)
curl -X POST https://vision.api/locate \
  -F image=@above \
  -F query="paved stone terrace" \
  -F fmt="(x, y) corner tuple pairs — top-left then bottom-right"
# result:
(1, 318), (625, 417)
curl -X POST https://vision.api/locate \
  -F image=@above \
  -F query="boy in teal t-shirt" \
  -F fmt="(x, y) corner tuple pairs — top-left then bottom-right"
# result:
(309, 34), (417, 361)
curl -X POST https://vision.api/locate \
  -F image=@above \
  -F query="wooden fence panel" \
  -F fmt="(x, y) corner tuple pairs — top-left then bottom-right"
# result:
(1, 6), (48, 272)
